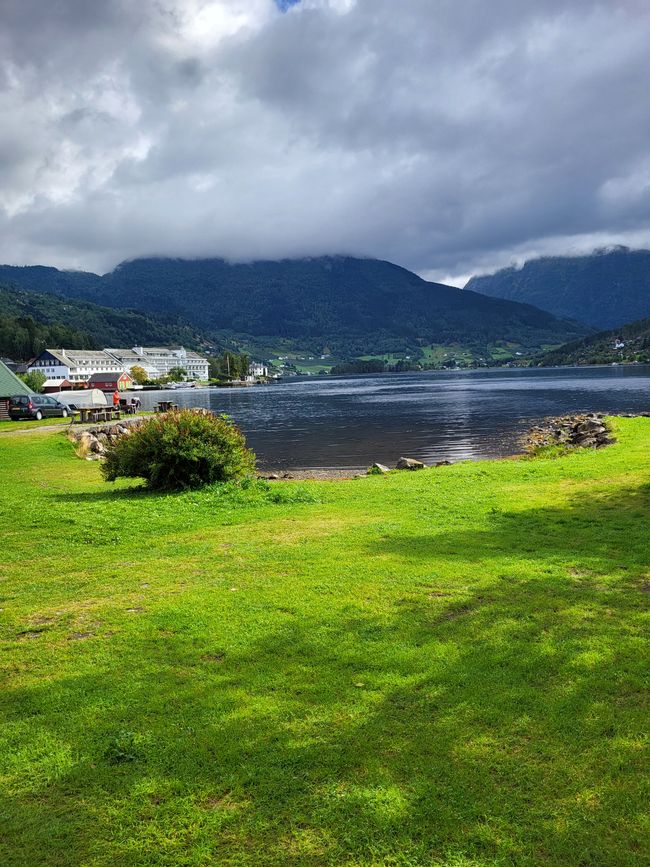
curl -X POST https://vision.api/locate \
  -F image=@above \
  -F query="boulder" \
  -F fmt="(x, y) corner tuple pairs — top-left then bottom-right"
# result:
(578, 419), (606, 434)
(396, 457), (426, 471)
(368, 463), (391, 475)
(77, 431), (94, 450)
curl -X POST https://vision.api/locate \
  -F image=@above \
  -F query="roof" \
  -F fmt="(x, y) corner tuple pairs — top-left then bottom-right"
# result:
(105, 349), (145, 361)
(44, 349), (117, 366)
(87, 371), (131, 383)
(0, 360), (33, 398)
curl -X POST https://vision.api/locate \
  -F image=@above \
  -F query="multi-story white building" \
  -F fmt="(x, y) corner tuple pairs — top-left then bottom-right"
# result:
(28, 349), (124, 384)
(29, 346), (210, 384)
(129, 347), (209, 380)
(103, 348), (159, 380)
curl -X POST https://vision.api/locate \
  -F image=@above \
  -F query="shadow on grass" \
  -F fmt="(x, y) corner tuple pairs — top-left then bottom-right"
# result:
(365, 481), (650, 576)
(2, 486), (649, 864)
(52, 485), (157, 503)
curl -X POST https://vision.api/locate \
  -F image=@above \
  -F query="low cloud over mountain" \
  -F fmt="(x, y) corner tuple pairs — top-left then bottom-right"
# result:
(1, 0), (650, 281)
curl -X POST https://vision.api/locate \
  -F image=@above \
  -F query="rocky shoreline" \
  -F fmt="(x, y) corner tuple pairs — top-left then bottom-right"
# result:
(521, 412), (615, 452)
(67, 411), (645, 476)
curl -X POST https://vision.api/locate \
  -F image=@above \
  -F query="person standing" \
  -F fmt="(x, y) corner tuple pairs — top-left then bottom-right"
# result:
(112, 389), (120, 409)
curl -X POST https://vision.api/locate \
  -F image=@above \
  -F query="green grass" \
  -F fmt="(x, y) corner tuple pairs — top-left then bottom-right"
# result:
(1, 420), (649, 865)
(0, 411), (155, 434)
(268, 354), (336, 375)
(0, 416), (73, 432)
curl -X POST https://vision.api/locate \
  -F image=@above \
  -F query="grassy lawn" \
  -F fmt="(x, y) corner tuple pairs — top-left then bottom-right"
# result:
(0, 412), (155, 435)
(0, 416), (73, 432)
(1, 420), (649, 865)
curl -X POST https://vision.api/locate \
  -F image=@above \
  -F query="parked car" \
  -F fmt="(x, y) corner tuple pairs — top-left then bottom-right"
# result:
(9, 394), (70, 420)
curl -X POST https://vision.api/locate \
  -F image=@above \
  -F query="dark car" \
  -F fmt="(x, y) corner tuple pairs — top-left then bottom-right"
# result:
(9, 394), (70, 421)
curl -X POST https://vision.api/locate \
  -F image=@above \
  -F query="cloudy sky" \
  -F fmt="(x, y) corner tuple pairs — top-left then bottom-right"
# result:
(1, 0), (649, 284)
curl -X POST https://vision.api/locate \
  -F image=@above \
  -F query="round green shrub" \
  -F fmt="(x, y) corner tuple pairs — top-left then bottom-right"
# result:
(102, 410), (256, 490)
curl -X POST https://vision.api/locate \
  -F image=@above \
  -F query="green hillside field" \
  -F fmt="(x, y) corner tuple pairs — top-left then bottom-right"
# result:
(0, 421), (648, 865)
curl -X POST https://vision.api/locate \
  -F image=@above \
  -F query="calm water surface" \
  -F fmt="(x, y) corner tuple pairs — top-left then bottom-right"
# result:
(138, 366), (650, 469)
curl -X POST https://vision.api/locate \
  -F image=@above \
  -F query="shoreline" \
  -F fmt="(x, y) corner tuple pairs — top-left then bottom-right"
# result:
(258, 467), (369, 481)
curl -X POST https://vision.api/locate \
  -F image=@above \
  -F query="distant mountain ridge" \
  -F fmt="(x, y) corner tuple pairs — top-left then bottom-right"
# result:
(465, 247), (650, 330)
(539, 316), (650, 367)
(0, 255), (589, 360)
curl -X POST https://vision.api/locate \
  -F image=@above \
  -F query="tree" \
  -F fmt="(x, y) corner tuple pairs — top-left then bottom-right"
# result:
(167, 366), (187, 381)
(129, 365), (148, 385)
(19, 370), (46, 393)
(208, 351), (250, 381)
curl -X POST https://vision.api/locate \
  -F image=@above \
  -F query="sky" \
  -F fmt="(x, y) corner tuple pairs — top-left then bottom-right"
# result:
(1, 0), (649, 285)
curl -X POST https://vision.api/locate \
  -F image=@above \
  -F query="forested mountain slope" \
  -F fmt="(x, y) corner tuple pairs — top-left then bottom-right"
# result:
(466, 247), (650, 330)
(0, 255), (588, 358)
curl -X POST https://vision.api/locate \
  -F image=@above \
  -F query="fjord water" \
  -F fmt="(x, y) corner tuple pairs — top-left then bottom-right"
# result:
(138, 366), (650, 469)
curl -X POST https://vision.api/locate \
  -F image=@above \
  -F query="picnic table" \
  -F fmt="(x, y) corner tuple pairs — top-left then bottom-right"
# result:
(155, 401), (179, 413)
(75, 407), (122, 424)
(119, 399), (139, 415)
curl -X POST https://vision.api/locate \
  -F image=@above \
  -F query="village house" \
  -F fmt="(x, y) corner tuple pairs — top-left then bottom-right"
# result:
(249, 362), (269, 378)
(0, 359), (33, 419)
(86, 371), (133, 392)
(42, 379), (72, 393)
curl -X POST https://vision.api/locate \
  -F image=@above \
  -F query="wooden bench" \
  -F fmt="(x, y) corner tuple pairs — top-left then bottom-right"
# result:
(75, 407), (121, 424)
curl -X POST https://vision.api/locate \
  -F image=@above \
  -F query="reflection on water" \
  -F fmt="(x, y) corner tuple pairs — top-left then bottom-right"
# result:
(138, 366), (650, 469)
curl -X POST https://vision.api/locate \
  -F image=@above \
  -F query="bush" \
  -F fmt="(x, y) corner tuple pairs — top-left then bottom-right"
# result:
(102, 410), (256, 490)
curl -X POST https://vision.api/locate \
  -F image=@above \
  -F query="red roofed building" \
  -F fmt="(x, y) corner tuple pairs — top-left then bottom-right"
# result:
(85, 371), (133, 392)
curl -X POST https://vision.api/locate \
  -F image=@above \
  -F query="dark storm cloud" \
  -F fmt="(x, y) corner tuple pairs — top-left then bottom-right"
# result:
(0, 0), (649, 281)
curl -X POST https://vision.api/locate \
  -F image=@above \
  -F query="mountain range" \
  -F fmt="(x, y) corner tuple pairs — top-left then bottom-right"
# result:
(0, 256), (587, 364)
(465, 247), (650, 330)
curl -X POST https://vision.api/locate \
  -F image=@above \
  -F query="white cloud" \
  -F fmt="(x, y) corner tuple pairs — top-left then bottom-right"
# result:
(0, 0), (649, 278)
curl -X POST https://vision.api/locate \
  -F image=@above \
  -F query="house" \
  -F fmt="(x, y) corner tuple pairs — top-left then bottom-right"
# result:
(0, 360), (33, 419)
(28, 349), (125, 384)
(42, 379), (72, 393)
(86, 371), (133, 392)
(249, 362), (269, 378)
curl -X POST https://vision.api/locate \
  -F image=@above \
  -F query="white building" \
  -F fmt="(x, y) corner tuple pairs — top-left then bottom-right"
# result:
(29, 346), (210, 384)
(28, 349), (124, 384)
(104, 348), (158, 380)
(249, 362), (268, 378)
(129, 347), (209, 380)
